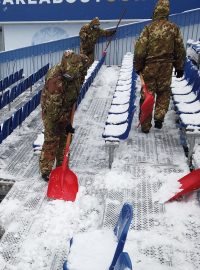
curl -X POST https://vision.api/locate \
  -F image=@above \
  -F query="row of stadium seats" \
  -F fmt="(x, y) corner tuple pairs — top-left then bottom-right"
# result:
(0, 68), (24, 93)
(102, 52), (136, 141)
(0, 63), (50, 144)
(0, 64), (49, 110)
(171, 57), (200, 167)
(0, 90), (42, 144)
(102, 52), (137, 168)
(63, 203), (133, 270)
(172, 58), (200, 129)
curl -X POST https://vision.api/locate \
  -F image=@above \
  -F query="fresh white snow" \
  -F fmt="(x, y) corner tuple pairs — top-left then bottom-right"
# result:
(0, 62), (200, 270)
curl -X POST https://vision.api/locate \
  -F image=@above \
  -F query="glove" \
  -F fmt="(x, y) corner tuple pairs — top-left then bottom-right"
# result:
(65, 123), (75, 134)
(175, 69), (184, 78)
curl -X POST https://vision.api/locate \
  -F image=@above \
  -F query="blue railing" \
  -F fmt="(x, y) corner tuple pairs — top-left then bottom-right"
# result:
(0, 9), (199, 78)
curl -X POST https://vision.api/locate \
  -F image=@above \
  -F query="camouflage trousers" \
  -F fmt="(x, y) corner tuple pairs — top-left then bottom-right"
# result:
(39, 117), (69, 176)
(140, 62), (173, 132)
(80, 49), (94, 67)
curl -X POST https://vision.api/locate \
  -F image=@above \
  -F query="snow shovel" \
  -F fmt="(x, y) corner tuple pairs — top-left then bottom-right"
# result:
(103, 8), (126, 54)
(167, 168), (200, 202)
(47, 104), (78, 202)
(137, 74), (155, 127)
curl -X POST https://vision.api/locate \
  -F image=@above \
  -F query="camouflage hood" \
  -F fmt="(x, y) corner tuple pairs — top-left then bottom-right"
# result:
(153, 0), (170, 20)
(90, 17), (100, 27)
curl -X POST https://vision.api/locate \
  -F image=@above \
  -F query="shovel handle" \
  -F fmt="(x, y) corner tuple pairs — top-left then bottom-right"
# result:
(66, 103), (76, 148)
(62, 103), (76, 170)
(139, 73), (145, 87)
(103, 8), (126, 53)
(139, 73), (149, 96)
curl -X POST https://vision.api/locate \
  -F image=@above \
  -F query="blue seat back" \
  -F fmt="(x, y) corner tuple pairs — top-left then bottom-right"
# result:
(2, 76), (9, 90)
(18, 68), (24, 80)
(12, 108), (22, 130)
(114, 252), (132, 270)
(8, 74), (14, 86)
(2, 117), (13, 140)
(109, 203), (133, 270)
(0, 80), (3, 92)
(9, 86), (17, 103)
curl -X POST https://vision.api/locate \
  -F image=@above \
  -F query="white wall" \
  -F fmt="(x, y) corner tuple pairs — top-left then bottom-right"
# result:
(2, 21), (133, 51)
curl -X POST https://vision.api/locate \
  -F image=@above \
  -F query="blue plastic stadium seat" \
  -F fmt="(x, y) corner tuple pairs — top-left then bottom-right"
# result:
(18, 68), (24, 80)
(12, 108), (22, 130)
(63, 203), (133, 270)
(8, 74), (14, 86)
(0, 126), (2, 144)
(13, 71), (19, 83)
(34, 71), (40, 83)
(109, 203), (133, 270)
(1, 90), (9, 109)
(0, 80), (3, 92)
(27, 74), (34, 88)
(29, 96), (37, 112)
(2, 77), (9, 91)
(23, 78), (29, 91)
(9, 86), (17, 103)
(2, 117), (13, 140)
(21, 102), (30, 122)
(15, 83), (22, 97)
(113, 252), (132, 270)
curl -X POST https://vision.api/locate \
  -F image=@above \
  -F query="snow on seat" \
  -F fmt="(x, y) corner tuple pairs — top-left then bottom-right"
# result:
(179, 112), (200, 127)
(119, 70), (133, 75)
(106, 112), (129, 125)
(173, 90), (199, 103)
(63, 203), (133, 270)
(117, 79), (132, 86)
(176, 100), (200, 114)
(102, 52), (136, 168)
(172, 75), (200, 96)
(112, 96), (130, 105)
(109, 104), (130, 114)
(118, 74), (132, 81)
(171, 83), (192, 95)
(116, 85), (131, 92)
(112, 92), (131, 105)
(171, 78), (188, 87)
(114, 91), (130, 99)
(104, 123), (128, 137)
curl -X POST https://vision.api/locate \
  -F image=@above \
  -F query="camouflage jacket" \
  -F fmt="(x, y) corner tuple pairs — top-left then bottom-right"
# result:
(134, 0), (186, 72)
(41, 53), (87, 123)
(79, 24), (114, 54)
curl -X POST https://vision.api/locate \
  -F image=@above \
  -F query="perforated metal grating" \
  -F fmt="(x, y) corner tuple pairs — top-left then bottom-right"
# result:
(102, 179), (164, 231)
(139, 245), (173, 266)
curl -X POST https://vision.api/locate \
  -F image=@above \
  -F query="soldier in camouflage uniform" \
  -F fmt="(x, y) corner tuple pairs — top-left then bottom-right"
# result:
(39, 50), (89, 181)
(134, 0), (186, 133)
(79, 17), (116, 66)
